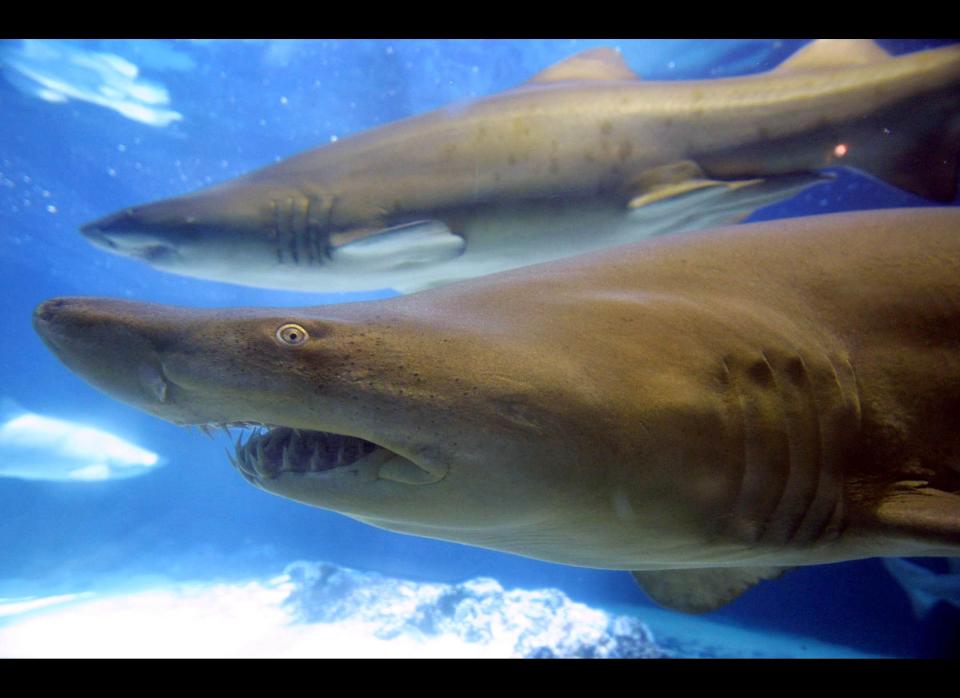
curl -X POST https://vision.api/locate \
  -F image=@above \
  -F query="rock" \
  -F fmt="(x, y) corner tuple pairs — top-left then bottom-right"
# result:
(282, 560), (666, 658)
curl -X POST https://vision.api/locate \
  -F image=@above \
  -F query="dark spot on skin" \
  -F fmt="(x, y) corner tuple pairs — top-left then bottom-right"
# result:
(748, 357), (774, 386)
(715, 358), (733, 387)
(618, 141), (633, 163)
(584, 153), (596, 163)
(600, 120), (613, 136)
(784, 357), (807, 386)
(664, 117), (674, 127)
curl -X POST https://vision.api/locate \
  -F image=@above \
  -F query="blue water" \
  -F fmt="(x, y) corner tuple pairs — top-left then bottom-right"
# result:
(1, 39), (958, 658)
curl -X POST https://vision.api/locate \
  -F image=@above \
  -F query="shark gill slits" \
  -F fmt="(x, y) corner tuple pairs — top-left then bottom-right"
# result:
(287, 197), (300, 265)
(276, 323), (308, 346)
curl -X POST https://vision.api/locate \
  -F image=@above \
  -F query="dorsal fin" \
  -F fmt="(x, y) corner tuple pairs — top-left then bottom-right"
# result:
(526, 48), (640, 84)
(773, 39), (892, 74)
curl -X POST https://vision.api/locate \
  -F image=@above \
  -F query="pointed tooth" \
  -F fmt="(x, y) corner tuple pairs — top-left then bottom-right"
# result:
(237, 455), (257, 478)
(234, 441), (254, 477)
(226, 448), (238, 469)
(310, 449), (324, 472)
(237, 468), (260, 488)
(252, 448), (271, 478)
(282, 444), (294, 472)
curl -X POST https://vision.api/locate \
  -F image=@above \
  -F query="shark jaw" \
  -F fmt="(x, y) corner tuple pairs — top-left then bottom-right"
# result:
(223, 423), (446, 488)
(180, 422), (448, 491)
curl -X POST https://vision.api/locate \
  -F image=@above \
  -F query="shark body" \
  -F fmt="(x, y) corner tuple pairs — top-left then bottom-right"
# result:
(81, 40), (960, 294)
(35, 208), (960, 611)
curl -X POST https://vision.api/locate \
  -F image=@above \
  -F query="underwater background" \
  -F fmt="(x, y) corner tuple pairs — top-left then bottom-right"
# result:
(0, 38), (958, 658)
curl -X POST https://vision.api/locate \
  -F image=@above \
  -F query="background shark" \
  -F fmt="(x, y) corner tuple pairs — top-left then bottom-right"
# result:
(883, 558), (960, 618)
(80, 40), (960, 294)
(0, 401), (163, 482)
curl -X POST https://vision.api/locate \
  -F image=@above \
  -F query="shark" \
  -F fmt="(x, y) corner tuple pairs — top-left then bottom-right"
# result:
(883, 557), (960, 617)
(0, 401), (163, 482)
(80, 40), (960, 294)
(34, 208), (960, 612)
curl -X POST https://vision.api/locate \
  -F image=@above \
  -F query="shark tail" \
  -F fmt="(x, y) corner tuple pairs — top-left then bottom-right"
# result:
(775, 40), (960, 202)
(883, 558), (943, 618)
(843, 114), (960, 202)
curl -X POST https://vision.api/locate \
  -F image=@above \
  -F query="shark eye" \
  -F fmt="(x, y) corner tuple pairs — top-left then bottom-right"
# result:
(276, 323), (309, 346)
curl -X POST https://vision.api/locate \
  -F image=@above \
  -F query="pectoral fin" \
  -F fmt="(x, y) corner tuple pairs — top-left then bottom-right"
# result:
(626, 161), (831, 232)
(632, 566), (788, 614)
(870, 484), (960, 547)
(328, 220), (465, 271)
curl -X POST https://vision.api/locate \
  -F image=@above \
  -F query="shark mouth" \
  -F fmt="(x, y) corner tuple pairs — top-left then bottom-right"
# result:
(222, 424), (445, 486)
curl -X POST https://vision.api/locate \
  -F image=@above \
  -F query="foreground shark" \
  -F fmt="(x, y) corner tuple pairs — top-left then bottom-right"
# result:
(0, 402), (162, 481)
(81, 40), (960, 294)
(35, 208), (960, 612)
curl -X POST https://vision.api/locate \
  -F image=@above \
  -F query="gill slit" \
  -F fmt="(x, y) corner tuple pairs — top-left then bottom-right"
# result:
(270, 200), (283, 264)
(324, 195), (339, 260)
(303, 196), (315, 265)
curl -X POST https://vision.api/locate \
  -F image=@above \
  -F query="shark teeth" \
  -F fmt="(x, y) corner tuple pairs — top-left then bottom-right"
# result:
(224, 425), (380, 482)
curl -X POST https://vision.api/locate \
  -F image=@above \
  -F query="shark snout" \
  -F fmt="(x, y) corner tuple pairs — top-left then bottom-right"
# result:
(81, 209), (138, 246)
(34, 297), (183, 412)
(81, 209), (183, 264)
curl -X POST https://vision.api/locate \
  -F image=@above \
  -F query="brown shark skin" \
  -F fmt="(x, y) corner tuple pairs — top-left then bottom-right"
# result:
(35, 209), (960, 575)
(79, 42), (960, 293)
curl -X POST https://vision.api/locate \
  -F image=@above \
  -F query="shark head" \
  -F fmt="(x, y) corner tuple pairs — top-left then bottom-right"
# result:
(32, 293), (626, 545)
(80, 173), (469, 293)
(81, 183), (305, 283)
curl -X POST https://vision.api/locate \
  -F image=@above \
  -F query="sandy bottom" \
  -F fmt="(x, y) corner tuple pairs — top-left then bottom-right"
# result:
(0, 575), (881, 659)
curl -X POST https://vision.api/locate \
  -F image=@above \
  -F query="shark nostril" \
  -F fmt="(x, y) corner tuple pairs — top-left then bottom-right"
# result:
(80, 222), (117, 249)
(34, 298), (67, 325)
